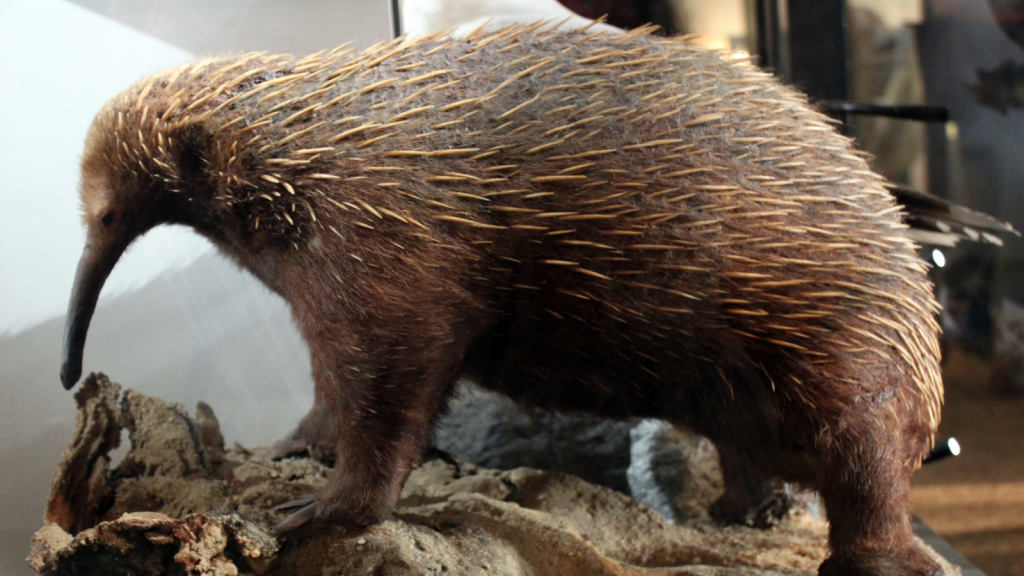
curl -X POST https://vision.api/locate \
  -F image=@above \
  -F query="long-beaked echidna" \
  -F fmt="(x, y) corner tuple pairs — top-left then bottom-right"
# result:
(61, 23), (945, 575)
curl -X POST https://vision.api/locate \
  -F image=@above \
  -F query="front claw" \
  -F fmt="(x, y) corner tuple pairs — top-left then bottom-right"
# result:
(274, 494), (316, 512)
(273, 494), (317, 534)
(274, 501), (317, 534)
(266, 437), (308, 461)
(265, 428), (336, 463)
(269, 403), (339, 462)
(271, 493), (389, 534)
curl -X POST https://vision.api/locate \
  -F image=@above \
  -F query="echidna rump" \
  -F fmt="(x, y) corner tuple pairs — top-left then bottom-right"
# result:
(62, 23), (945, 575)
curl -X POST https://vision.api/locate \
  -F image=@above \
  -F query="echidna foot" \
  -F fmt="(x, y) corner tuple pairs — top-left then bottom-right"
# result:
(818, 546), (944, 576)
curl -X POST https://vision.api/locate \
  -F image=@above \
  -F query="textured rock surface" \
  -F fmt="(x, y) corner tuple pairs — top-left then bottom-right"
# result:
(434, 384), (635, 493)
(627, 419), (724, 523)
(437, 385), (816, 526)
(28, 374), (960, 575)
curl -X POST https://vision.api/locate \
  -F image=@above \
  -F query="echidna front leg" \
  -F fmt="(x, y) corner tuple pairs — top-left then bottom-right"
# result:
(277, 323), (467, 529)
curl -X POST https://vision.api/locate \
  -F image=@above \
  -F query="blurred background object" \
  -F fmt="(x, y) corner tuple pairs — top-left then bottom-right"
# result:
(987, 0), (1024, 52)
(400, 0), (602, 36)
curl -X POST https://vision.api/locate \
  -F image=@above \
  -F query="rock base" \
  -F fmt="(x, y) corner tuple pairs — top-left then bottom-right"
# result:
(28, 374), (959, 576)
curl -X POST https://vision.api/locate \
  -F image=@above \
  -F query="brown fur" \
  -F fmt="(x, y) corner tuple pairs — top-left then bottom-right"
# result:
(71, 24), (944, 575)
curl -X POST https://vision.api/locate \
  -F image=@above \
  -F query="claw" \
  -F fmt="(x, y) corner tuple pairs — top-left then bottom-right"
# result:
(266, 438), (308, 461)
(273, 494), (316, 512)
(274, 502), (317, 534)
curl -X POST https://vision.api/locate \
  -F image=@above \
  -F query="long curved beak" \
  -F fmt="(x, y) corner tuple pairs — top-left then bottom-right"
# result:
(60, 233), (128, 389)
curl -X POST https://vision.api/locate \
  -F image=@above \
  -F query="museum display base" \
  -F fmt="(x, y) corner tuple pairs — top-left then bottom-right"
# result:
(26, 374), (964, 576)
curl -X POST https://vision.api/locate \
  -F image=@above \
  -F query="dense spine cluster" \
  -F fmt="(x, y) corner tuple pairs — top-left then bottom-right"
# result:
(93, 21), (942, 437)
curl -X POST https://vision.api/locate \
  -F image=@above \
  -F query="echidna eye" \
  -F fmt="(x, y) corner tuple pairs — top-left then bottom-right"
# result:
(101, 211), (116, 226)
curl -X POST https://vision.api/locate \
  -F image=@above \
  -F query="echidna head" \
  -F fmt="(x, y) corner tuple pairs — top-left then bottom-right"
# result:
(61, 98), (215, 390)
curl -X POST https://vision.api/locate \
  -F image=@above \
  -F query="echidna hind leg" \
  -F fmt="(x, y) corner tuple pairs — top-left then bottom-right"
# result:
(709, 445), (792, 528)
(815, 431), (943, 576)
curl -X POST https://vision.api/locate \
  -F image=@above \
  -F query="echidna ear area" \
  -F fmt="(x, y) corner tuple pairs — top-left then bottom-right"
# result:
(96, 22), (943, 434)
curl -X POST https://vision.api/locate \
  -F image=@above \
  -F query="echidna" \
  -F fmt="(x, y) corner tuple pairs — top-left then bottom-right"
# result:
(61, 23), (945, 575)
